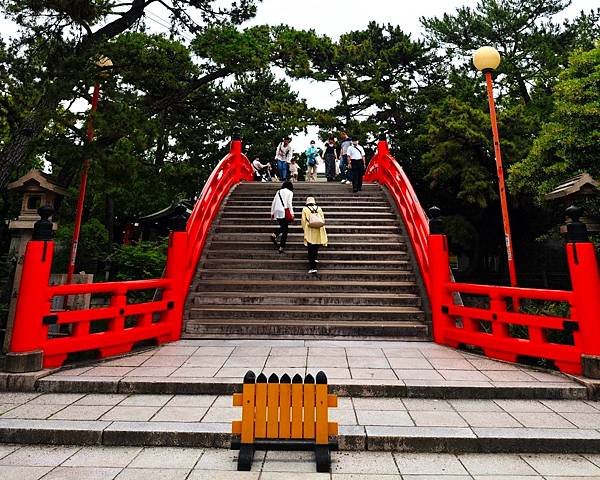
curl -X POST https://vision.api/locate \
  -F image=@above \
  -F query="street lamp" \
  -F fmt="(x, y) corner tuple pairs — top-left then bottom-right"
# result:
(473, 46), (518, 288)
(66, 56), (113, 284)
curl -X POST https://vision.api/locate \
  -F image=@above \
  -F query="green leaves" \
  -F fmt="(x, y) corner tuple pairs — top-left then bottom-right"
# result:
(192, 25), (273, 73)
(420, 97), (496, 209)
(509, 44), (600, 204)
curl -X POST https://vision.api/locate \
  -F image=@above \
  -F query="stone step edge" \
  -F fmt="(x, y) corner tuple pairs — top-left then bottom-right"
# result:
(30, 376), (588, 400)
(2, 419), (600, 453)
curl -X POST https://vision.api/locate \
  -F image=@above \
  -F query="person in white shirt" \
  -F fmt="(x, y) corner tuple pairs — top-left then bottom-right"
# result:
(275, 137), (292, 181)
(339, 132), (353, 185)
(252, 158), (272, 182)
(347, 138), (366, 193)
(270, 181), (294, 254)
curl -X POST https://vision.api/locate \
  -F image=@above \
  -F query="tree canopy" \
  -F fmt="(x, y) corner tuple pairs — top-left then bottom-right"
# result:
(1, 0), (599, 286)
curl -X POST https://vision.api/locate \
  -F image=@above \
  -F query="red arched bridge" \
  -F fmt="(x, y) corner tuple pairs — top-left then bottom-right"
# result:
(7, 133), (600, 377)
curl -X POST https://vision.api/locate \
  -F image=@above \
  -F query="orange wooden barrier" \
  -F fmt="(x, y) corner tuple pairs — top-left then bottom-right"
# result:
(232, 370), (338, 472)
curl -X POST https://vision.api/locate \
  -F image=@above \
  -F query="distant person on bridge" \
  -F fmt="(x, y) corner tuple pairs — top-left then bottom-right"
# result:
(305, 140), (319, 182)
(290, 157), (299, 182)
(339, 131), (353, 185)
(347, 138), (366, 193)
(301, 196), (328, 274)
(271, 181), (294, 254)
(323, 136), (338, 182)
(252, 158), (272, 182)
(275, 137), (293, 181)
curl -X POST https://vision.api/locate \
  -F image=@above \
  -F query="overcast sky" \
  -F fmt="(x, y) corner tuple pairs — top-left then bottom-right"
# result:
(1, 0), (597, 151)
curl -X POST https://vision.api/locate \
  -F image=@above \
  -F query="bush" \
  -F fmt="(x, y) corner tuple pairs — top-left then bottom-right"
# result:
(110, 239), (167, 281)
(54, 219), (111, 273)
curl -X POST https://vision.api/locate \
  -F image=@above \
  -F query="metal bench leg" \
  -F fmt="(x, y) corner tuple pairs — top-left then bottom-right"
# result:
(315, 445), (331, 473)
(237, 444), (255, 471)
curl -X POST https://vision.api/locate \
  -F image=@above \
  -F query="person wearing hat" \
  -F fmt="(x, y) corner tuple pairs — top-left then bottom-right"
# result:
(301, 196), (328, 274)
(304, 140), (319, 182)
(346, 137), (366, 193)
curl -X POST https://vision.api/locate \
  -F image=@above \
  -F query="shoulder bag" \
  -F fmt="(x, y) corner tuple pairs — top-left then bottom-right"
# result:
(278, 191), (294, 222)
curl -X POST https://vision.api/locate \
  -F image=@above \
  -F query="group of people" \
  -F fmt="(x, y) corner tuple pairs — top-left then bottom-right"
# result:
(321, 132), (366, 193)
(270, 181), (327, 275)
(253, 132), (367, 193)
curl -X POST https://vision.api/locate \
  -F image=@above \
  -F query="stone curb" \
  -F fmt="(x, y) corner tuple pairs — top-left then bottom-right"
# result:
(33, 376), (588, 400)
(1, 420), (599, 453)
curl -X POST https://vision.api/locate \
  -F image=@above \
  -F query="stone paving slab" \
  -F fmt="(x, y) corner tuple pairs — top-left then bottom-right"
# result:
(12, 340), (586, 400)
(2, 445), (600, 479)
(1, 391), (600, 453)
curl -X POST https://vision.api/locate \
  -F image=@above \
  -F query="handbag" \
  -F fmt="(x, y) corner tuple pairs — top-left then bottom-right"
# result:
(308, 206), (325, 228)
(278, 191), (294, 222)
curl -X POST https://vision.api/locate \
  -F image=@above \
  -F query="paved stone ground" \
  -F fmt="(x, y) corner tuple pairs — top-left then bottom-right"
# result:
(47, 339), (574, 387)
(1, 392), (600, 430)
(2, 445), (600, 479)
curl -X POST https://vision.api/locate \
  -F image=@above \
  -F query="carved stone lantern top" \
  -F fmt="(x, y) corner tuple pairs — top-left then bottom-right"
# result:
(7, 169), (67, 228)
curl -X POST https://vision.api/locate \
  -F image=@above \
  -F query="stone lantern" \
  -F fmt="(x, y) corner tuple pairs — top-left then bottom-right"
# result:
(3, 170), (66, 352)
(544, 172), (600, 236)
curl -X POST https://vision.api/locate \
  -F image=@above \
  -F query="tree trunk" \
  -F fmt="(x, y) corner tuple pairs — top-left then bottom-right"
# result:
(0, 94), (60, 191)
(336, 76), (352, 127)
(0, 0), (153, 192)
(105, 194), (115, 244)
(514, 71), (532, 105)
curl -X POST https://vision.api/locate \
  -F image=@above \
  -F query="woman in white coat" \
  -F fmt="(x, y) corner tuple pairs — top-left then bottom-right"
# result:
(270, 181), (294, 254)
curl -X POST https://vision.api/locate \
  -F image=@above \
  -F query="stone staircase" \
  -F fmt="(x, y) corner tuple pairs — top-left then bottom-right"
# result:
(184, 182), (429, 338)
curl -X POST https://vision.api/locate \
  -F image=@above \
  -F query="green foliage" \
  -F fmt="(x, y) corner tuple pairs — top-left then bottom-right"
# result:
(228, 70), (312, 162)
(54, 219), (110, 272)
(419, 97), (496, 209)
(110, 240), (167, 281)
(509, 44), (600, 212)
(422, 0), (600, 104)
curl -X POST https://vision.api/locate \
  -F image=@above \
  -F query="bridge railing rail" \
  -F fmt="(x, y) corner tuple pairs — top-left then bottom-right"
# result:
(365, 135), (600, 376)
(8, 137), (252, 370)
(364, 138), (431, 296)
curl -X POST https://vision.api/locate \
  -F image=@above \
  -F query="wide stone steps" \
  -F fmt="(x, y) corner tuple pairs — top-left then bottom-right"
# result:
(184, 319), (429, 337)
(185, 181), (427, 339)
(193, 280), (420, 294)
(222, 206), (394, 214)
(227, 192), (387, 198)
(211, 233), (404, 242)
(199, 259), (412, 271)
(225, 200), (389, 207)
(188, 292), (422, 307)
(203, 250), (410, 261)
(207, 241), (407, 251)
(197, 268), (416, 282)
(188, 304), (424, 321)
(214, 225), (401, 234)
(218, 217), (399, 225)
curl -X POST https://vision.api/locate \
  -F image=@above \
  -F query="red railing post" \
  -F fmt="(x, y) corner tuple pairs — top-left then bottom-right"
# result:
(565, 207), (600, 377)
(7, 206), (56, 371)
(428, 234), (454, 345)
(8, 240), (53, 369)
(427, 207), (454, 345)
(164, 229), (188, 341)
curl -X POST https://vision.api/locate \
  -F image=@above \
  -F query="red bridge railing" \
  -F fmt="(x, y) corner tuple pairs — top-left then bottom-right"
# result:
(365, 135), (600, 376)
(365, 137), (432, 296)
(8, 137), (252, 369)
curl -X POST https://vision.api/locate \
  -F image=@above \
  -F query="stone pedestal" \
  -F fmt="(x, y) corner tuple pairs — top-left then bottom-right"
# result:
(3, 170), (66, 354)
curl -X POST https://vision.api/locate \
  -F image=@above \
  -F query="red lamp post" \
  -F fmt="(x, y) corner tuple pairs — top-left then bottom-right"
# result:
(473, 46), (518, 288)
(66, 56), (112, 284)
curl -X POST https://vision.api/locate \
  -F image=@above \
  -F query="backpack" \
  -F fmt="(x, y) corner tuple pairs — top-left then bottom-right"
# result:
(306, 147), (317, 166)
(307, 206), (325, 228)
